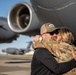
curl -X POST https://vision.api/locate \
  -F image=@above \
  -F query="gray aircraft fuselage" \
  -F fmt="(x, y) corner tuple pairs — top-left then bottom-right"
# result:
(31, 0), (76, 39)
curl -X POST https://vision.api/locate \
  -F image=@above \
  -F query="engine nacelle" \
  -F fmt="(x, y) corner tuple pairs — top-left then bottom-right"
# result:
(8, 2), (41, 35)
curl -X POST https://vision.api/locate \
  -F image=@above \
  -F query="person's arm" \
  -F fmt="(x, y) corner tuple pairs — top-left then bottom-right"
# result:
(36, 48), (76, 74)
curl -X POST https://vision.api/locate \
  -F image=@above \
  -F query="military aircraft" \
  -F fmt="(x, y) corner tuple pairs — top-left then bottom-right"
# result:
(0, 17), (19, 43)
(2, 41), (33, 55)
(7, 0), (76, 42)
(1, 0), (76, 45)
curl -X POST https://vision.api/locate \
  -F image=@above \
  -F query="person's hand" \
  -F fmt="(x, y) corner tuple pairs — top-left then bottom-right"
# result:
(33, 35), (41, 42)
(71, 51), (76, 60)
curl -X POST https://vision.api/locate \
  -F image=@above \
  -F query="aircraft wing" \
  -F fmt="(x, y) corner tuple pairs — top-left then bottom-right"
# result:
(0, 17), (19, 43)
(7, 0), (76, 41)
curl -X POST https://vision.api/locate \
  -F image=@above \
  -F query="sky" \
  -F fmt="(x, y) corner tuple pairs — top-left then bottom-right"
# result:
(0, 0), (34, 54)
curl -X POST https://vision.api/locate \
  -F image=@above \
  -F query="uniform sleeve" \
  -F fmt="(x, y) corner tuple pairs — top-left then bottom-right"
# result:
(35, 48), (76, 74)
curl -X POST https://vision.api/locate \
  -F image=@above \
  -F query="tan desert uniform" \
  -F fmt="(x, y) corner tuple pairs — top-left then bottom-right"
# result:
(32, 38), (76, 75)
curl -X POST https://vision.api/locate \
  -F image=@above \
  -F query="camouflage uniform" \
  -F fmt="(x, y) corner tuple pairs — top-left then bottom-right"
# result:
(32, 38), (76, 75)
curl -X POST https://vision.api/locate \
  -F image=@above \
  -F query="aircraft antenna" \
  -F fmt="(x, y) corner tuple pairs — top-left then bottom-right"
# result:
(50, 1), (64, 26)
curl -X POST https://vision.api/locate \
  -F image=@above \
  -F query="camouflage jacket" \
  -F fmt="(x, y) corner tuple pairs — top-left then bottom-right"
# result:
(32, 38), (76, 75)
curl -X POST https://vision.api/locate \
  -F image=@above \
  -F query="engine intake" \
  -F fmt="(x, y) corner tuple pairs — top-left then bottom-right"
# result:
(8, 2), (40, 34)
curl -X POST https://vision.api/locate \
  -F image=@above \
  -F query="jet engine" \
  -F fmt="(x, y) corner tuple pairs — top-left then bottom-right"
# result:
(8, 2), (41, 36)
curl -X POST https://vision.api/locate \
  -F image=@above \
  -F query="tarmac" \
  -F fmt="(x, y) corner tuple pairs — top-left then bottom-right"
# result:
(0, 54), (33, 75)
